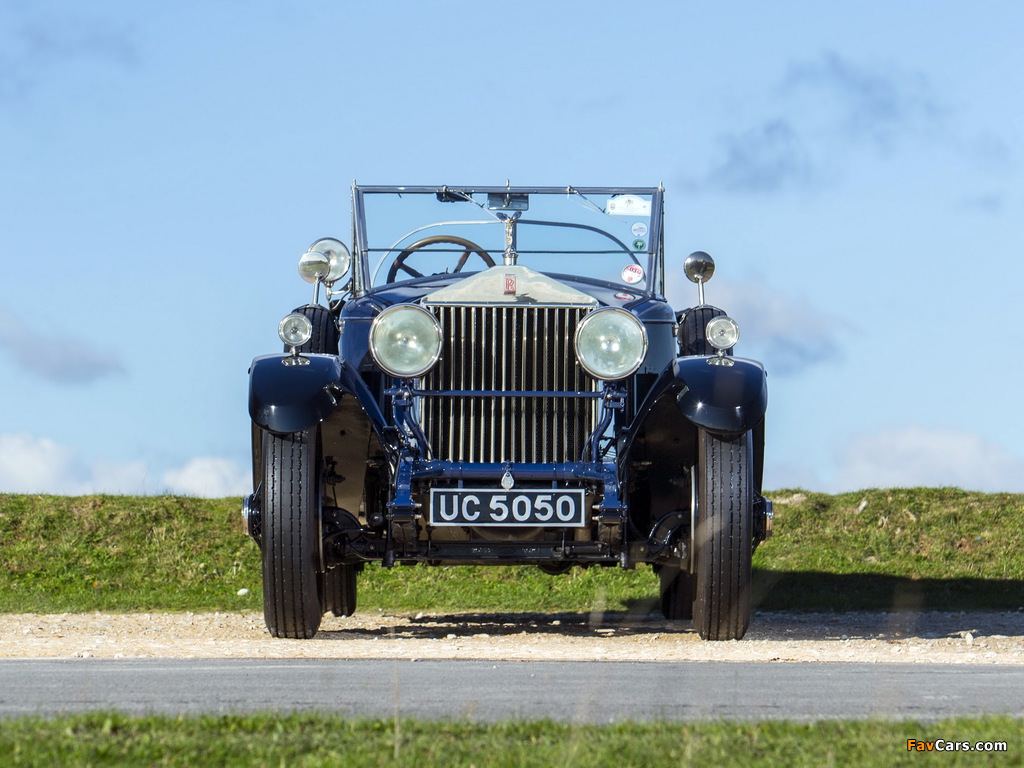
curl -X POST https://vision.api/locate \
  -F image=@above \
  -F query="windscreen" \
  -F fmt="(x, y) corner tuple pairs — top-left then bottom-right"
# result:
(359, 189), (658, 290)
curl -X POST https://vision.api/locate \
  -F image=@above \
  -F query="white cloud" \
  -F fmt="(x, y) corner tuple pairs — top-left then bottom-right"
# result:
(782, 52), (944, 151)
(0, 433), (248, 497)
(833, 427), (1024, 493)
(0, 306), (124, 385)
(89, 458), (152, 495)
(161, 457), (251, 498)
(763, 461), (823, 493)
(703, 119), (816, 194)
(0, 433), (84, 494)
(682, 52), (986, 196)
(667, 275), (846, 376)
(1, 8), (138, 102)
(715, 280), (845, 375)
(0, 432), (151, 494)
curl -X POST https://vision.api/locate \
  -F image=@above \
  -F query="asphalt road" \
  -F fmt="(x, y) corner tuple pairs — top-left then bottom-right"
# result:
(2, 659), (1023, 722)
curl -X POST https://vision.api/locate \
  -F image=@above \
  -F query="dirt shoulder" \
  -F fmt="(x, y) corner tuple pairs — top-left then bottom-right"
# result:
(2, 610), (1023, 663)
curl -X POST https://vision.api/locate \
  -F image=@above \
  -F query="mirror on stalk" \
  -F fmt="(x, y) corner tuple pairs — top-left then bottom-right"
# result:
(307, 238), (351, 286)
(683, 251), (715, 284)
(298, 250), (331, 283)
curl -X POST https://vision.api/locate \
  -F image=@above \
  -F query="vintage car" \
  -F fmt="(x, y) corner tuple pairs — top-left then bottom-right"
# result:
(245, 184), (770, 641)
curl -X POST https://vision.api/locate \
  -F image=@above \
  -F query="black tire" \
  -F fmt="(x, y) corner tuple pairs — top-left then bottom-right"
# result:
(262, 429), (322, 638)
(287, 304), (339, 355)
(320, 565), (358, 617)
(658, 565), (694, 620)
(693, 428), (753, 641)
(284, 304), (357, 621)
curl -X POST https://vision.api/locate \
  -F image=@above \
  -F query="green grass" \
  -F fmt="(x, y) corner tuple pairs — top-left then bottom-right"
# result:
(0, 495), (257, 613)
(1, 488), (1023, 614)
(0, 713), (1019, 767)
(2, 492), (1022, 763)
(755, 488), (1024, 612)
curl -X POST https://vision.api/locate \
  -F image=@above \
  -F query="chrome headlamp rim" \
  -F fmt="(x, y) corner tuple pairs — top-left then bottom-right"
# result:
(705, 315), (740, 351)
(369, 304), (443, 379)
(573, 307), (649, 381)
(308, 237), (352, 286)
(278, 312), (313, 348)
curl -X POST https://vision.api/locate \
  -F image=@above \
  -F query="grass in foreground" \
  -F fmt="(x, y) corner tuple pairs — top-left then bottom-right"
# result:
(1, 488), (1022, 614)
(0, 713), (1020, 768)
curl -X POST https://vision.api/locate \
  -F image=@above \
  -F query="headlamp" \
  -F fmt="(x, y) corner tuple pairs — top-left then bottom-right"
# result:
(299, 238), (352, 286)
(279, 313), (313, 348)
(705, 316), (740, 351)
(574, 308), (648, 380)
(369, 305), (443, 378)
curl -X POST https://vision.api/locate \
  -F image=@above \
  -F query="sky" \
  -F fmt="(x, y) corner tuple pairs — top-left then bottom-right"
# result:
(1, 0), (1022, 497)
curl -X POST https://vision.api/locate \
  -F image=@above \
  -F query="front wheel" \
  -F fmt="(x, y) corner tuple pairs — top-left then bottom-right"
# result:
(262, 429), (322, 638)
(693, 429), (753, 640)
(320, 565), (358, 617)
(658, 565), (694, 621)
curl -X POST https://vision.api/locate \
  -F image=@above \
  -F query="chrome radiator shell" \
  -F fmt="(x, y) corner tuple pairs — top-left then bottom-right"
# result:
(420, 304), (599, 464)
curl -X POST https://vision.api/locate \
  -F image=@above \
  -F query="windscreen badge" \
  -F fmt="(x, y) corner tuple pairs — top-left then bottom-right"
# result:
(621, 263), (645, 285)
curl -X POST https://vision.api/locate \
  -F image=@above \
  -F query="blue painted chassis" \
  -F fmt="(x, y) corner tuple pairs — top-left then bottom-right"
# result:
(248, 349), (768, 563)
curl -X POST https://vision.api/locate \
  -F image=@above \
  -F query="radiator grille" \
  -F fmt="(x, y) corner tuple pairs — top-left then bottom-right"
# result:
(420, 305), (599, 463)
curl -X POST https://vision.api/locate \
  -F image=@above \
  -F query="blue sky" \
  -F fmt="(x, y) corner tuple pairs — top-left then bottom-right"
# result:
(1, 0), (1022, 496)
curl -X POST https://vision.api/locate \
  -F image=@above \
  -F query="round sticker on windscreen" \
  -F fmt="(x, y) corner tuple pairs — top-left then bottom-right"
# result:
(621, 263), (645, 284)
(631, 222), (648, 238)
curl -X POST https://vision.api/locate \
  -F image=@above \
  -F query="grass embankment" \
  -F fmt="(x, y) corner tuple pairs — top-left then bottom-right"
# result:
(1, 491), (1022, 763)
(1, 488), (1022, 614)
(0, 713), (1019, 767)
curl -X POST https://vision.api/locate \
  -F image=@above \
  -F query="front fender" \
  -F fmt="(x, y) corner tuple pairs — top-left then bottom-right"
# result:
(248, 353), (342, 434)
(673, 356), (767, 435)
(626, 356), (767, 445)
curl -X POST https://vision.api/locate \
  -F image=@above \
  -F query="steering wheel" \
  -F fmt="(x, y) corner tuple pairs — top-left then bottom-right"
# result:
(387, 235), (495, 283)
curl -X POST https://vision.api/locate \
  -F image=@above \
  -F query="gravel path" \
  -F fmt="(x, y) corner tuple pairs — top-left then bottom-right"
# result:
(2, 611), (1022, 663)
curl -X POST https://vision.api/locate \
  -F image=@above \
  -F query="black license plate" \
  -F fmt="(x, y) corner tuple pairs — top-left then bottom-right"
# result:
(429, 488), (586, 527)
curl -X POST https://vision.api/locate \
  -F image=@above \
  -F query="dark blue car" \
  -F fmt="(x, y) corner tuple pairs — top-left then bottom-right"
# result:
(246, 185), (770, 640)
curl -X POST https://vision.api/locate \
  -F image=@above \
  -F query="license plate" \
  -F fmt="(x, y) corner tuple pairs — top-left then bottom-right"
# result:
(429, 488), (586, 527)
